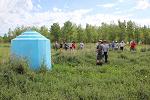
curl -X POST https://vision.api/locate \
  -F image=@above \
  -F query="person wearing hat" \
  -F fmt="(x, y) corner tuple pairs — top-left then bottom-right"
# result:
(114, 41), (119, 50)
(96, 40), (103, 65)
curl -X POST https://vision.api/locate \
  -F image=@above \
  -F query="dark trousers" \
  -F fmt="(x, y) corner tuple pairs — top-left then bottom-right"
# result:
(104, 52), (108, 63)
(120, 47), (124, 51)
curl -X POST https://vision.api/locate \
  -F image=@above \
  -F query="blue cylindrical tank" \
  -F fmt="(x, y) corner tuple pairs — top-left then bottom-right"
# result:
(11, 31), (51, 70)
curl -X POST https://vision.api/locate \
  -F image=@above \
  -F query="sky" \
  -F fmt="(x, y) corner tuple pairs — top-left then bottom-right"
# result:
(0, 0), (150, 36)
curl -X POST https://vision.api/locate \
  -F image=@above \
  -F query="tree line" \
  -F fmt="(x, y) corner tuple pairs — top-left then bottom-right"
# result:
(0, 20), (150, 44)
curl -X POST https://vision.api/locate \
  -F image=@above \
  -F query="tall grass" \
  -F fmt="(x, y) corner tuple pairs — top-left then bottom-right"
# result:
(0, 43), (150, 99)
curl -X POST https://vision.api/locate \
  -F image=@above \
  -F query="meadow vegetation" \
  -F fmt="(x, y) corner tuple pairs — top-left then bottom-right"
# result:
(0, 43), (150, 100)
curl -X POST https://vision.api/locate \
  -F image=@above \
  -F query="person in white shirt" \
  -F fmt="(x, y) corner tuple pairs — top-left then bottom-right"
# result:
(120, 41), (126, 51)
(103, 40), (109, 63)
(54, 41), (59, 51)
(80, 41), (84, 49)
(114, 41), (119, 50)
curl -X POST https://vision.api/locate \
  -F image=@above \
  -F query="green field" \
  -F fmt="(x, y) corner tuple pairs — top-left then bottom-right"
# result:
(0, 43), (150, 100)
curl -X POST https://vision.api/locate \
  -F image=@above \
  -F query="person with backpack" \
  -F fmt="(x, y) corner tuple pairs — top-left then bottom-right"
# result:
(96, 40), (104, 65)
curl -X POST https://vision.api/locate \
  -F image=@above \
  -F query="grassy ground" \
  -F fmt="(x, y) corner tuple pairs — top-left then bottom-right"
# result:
(0, 43), (150, 100)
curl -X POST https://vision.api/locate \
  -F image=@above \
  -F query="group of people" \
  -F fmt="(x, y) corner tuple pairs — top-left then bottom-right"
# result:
(109, 40), (137, 52)
(111, 41), (126, 51)
(54, 39), (137, 66)
(96, 40), (109, 65)
(54, 41), (84, 51)
(96, 40), (137, 65)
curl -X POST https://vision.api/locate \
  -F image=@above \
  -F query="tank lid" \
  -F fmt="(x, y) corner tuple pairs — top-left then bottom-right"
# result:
(12, 31), (48, 40)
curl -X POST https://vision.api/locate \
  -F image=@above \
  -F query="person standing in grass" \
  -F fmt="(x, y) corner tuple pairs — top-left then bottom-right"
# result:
(72, 41), (76, 50)
(103, 40), (109, 63)
(54, 41), (59, 51)
(130, 40), (136, 51)
(69, 42), (73, 50)
(111, 41), (115, 50)
(64, 41), (69, 50)
(96, 40), (103, 65)
(120, 41), (126, 51)
(80, 41), (84, 49)
(59, 42), (63, 53)
(114, 41), (119, 50)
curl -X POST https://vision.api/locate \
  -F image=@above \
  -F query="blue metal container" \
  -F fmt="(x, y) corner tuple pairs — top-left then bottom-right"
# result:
(11, 31), (51, 70)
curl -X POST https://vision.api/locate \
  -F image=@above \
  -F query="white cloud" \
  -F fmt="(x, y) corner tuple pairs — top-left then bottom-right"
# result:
(0, 0), (150, 36)
(132, 18), (150, 26)
(114, 11), (122, 14)
(118, 0), (124, 3)
(37, 4), (42, 9)
(0, 0), (33, 35)
(53, 7), (62, 12)
(135, 0), (150, 10)
(0, 0), (93, 36)
(97, 3), (116, 8)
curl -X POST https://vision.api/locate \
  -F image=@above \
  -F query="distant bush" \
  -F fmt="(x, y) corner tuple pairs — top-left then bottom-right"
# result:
(130, 58), (137, 64)
(140, 48), (147, 52)
(9, 57), (30, 74)
(147, 48), (150, 51)
(38, 63), (48, 74)
(135, 68), (149, 76)
(3, 45), (10, 47)
(118, 54), (128, 59)
(52, 50), (95, 66)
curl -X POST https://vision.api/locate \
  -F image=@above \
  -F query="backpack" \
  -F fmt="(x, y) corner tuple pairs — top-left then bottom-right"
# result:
(97, 44), (103, 54)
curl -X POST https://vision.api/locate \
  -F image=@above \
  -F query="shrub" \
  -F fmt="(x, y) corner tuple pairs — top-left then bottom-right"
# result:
(147, 48), (150, 51)
(9, 57), (30, 74)
(137, 90), (149, 100)
(140, 48), (147, 52)
(38, 63), (48, 74)
(135, 68), (149, 76)
(130, 58), (137, 63)
(118, 54), (128, 59)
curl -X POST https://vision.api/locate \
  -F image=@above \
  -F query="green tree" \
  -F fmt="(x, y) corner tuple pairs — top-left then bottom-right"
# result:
(3, 34), (9, 42)
(134, 26), (140, 43)
(85, 24), (98, 42)
(39, 26), (49, 38)
(126, 21), (135, 42)
(118, 20), (126, 41)
(142, 25), (149, 44)
(61, 21), (75, 42)
(76, 25), (83, 42)
(0, 36), (3, 43)
(50, 23), (61, 42)
(108, 24), (119, 41)
(100, 23), (109, 40)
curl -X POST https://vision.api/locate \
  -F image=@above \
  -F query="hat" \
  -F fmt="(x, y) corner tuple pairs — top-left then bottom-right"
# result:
(98, 40), (102, 42)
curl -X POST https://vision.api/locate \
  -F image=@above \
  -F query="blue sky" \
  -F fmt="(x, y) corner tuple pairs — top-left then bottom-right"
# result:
(0, 0), (150, 36)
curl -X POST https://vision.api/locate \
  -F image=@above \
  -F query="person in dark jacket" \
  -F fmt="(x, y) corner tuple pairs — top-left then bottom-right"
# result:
(96, 40), (103, 65)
